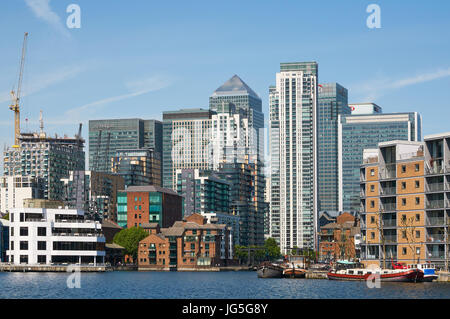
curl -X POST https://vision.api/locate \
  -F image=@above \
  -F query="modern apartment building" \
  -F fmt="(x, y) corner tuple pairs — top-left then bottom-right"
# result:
(111, 148), (161, 187)
(175, 169), (229, 217)
(0, 219), (9, 262)
(0, 176), (44, 214)
(137, 213), (233, 271)
(7, 207), (105, 265)
(3, 131), (85, 201)
(162, 109), (213, 190)
(269, 62), (319, 252)
(88, 119), (162, 174)
(60, 171), (125, 221)
(360, 134), (450, 268)
(318, 83), (350, 212)
(117, 185), (183, 229)
(339, 112), (422, 212)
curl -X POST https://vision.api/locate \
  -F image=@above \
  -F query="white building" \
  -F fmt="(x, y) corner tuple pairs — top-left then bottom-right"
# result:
(0, 176), (43, 215)
(270, 62), (319, 253)
(7, 207), (105, 265)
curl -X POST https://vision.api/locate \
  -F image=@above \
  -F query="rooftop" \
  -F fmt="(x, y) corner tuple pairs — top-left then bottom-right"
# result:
(120, 185), (179, 196)
(211, 75), (260, 100)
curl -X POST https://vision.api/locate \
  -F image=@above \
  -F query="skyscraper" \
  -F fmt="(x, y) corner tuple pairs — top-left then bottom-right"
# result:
(318, 83), (350, 212)
(270, 62), (319, 252)
(162, 109), (213, 190)
(88, 119), (162, 174)
(338, 112), (422, 212)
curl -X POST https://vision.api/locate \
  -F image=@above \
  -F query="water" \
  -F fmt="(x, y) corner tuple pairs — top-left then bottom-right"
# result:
(0, 271), (449, 299)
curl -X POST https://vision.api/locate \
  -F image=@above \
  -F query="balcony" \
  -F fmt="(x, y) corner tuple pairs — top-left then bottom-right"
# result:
(426, 234), (445, 243)
(379, 165), (396, 180)
(383, 235), (397, 243)
(382, 219), (397, 227)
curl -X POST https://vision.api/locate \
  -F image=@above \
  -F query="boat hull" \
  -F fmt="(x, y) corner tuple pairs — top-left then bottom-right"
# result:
(283, 268), (306, 278)
(257, 266), (283, 278)
(327, 269), (424, 282)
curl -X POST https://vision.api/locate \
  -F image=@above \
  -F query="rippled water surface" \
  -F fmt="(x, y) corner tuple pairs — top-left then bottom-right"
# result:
(0, 271), (449, 299)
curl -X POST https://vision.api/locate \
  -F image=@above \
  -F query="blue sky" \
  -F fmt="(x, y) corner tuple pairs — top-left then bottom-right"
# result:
(0, 0), (450, 155)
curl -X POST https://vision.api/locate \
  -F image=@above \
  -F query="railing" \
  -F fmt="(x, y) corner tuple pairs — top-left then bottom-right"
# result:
(54, 219), (98, 224)
(380, 187), (396, 196)
(427, 234), (445, 242)
(426, 162), (444, 175)
(379, 167), (396, 180)
(24, 218), (46, 222)
(426, 200), (445, 209)
(52, 232), (104, 237)
(426, 218), (445, 226)
(382, 219), (397, 227)
(426, 183), (444, 192)
(427, 252), (445, 259)
(383, 235), (397, 243)
(380, 203), (396, 212)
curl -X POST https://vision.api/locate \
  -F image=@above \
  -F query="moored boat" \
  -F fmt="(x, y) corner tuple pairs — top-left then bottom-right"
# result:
(327, 267), (424, 282)
(283, 267), (306, 278)
(393, 262), (438, 282)
(257, 262), (284, 278)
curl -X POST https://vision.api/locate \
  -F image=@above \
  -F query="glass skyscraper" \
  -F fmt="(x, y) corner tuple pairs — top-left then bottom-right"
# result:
(270, 62), (319, 252)
(318, 83), (350, 212)
(338, 112), (422, 212)
(88, 119), (162, 174)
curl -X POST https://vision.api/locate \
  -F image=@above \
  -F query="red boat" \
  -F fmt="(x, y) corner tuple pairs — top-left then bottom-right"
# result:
(327, 267), (424, 282)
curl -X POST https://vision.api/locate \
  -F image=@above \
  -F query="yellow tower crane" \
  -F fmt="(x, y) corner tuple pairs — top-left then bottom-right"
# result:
(10, 32), (28, 148)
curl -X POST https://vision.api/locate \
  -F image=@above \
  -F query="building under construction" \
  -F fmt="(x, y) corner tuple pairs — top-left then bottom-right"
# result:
(3, 127), (85, 201)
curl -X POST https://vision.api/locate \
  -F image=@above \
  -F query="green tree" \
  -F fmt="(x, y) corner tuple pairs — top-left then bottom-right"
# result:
(264, 238), (281, 260)
(113, 227), (149, 262)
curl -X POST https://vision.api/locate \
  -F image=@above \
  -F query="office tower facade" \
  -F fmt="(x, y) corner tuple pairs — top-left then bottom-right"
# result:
(360, 134), (450, 268)
(61, 170), (125, 221)
(162, 109), (213, 190)
(88, 119), (162, 173)
(175, 169), (230, 217)
(3, 132), (85, 201)
(0, 219), (9, 262)
(0, 176), (44, 214)
(318, 83), (350, 212)
(111, 149), (161, 187)
(339, 112), (422, 212)
(270, 62), (319, 253)
(117, 185), (183, 229)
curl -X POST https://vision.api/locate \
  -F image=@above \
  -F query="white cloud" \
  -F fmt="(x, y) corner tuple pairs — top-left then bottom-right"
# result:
(24, 0), (70, 37)
(60, 75), (173, 121)
(351, 67), (450, 101)
(0, 65), (85, 104)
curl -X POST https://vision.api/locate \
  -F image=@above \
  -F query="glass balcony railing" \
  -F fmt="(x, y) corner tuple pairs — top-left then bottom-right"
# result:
(426, 234), (445, 242)
(380, 187), (396, 196)
(426, 218), (445, 226)
(426, 200), (445, 209)
(380, 203), (396, 212)
(426, 183), (444, 192)
(382, 219), (397, 227)
(383, 235), (397, 243)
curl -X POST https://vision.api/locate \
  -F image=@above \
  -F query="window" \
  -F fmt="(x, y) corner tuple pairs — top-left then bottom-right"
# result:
(191, 243), (195, 250)
(415, 181), (420, 188)
(38, 241), (46, 250)
(401, 182), (406, 189)
(371, 232), (375, 239)
(415, 164), (420, 172)
(415, 214), (420, 222)
(416, 247), (421, 255)
(370, 200), (375, 208)
(402, 198), (406, 206)
(10, 227), (14, 237)
(402, 247), (407, 255)
(370, 185), (375, 192)
(20, 241), (28, 250)
(10, 241), (14, 250)
(20, 255), (28, 264)
(401, 165), (406, 173)
(415, 230), (420, 239)
(402, 230), (407, 239)
(370, 169), (375, 176)
(20, 227), (28, 236)
(370, 216), (375, 224)
(38, 227), (46, 236)
(415, 197), (420, 205)
(37, 255), (46, 264)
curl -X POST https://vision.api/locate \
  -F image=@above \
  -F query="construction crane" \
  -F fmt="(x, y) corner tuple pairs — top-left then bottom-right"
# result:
(10, 32), (29, 148)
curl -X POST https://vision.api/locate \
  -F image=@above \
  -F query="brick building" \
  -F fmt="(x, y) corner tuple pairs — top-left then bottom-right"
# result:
(318, 212), (360, 262)
(137, 213), (234, 271)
